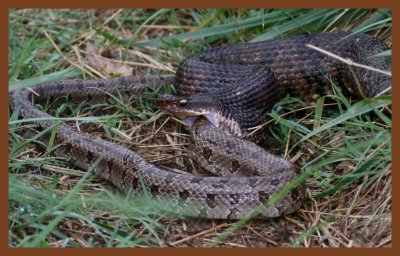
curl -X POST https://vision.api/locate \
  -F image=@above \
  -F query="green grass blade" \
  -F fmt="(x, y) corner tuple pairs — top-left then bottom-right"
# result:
(374, 50), (391, 57)
(134, 9), (304, 47)
(9, 115), (125, 125)
(251, 9), (340, 42)
(290, 97), (391, 151)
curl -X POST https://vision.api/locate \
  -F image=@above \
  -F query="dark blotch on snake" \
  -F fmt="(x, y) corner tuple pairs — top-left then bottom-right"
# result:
(179, 190), (190, 200)
(202, 147), (213, 161)
(258, 191), (270, 203)
(231, 159), (240, 173)
(190, 176), (203, 184)
(206, 138), (218, 146)
(270, 179), (280, 186)
(227, 208), (241, 219)
(86, 151), (94, 163)
(150, 185), (159, 194)
(212, 183), (225, 189)
(229, 194), (240, 205)
(107, 161), (114, 172)
(64, 142), (72, 155)
(248, 177), (258, 188)
(205, 194), (217, 208)
(131, 176), (139, 189)
(219, 178), (230, 184)
(165, 173), (175, 185)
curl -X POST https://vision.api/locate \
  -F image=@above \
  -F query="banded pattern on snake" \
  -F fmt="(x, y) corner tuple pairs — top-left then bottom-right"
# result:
(10, 32), (391, 219)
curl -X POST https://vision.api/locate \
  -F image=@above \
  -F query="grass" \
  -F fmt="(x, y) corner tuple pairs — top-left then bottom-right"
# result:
(8, 9), (392, 247)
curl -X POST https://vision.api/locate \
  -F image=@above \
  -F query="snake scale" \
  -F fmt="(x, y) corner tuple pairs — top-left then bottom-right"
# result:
(10, 32), (391, 219)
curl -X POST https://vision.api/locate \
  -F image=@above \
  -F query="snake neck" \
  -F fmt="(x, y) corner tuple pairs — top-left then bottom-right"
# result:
(205, 107), (245, 138)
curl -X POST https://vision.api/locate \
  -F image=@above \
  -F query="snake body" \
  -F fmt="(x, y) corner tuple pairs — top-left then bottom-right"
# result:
(10, 32), (391, 219)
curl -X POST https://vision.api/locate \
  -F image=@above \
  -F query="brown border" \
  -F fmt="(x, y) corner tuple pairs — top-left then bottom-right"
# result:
(2, 2), (7, 253)
(3, 1), (397, 255)
(1, 0), (397, 8)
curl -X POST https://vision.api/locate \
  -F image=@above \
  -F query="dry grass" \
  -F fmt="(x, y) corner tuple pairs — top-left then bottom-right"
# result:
(8, 9), (391, 247)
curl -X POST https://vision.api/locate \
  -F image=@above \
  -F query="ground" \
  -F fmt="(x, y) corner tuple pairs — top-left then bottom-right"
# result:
(8, 9), (392, 247)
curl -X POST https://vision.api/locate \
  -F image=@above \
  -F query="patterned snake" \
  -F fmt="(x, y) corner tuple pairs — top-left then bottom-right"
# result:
(10, 32), (391, 219)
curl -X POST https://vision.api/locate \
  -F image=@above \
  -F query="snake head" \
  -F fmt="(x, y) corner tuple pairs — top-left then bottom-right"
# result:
(157, 94), (222, 127)
(158, 95), (202, 116)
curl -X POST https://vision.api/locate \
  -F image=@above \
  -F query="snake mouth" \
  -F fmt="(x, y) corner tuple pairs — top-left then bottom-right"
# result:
(184, 114), (219, 128)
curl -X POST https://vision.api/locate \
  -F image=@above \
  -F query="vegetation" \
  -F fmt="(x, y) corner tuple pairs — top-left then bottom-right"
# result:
(8, 9), (391, 247)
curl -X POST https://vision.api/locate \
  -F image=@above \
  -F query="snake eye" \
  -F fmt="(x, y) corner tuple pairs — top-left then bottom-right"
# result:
(179, 99), (188, 107)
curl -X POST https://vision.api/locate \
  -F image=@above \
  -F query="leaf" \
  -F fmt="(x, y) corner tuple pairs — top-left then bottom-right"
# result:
(85, 44), (133, 76)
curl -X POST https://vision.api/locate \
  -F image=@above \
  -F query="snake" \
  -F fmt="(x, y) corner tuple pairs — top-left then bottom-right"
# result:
(10, 32), (391, 219)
